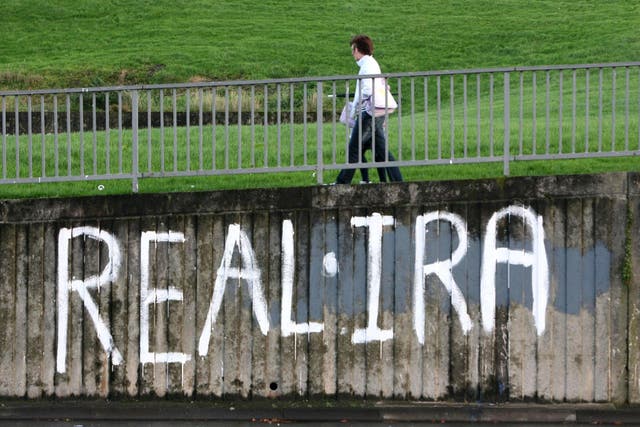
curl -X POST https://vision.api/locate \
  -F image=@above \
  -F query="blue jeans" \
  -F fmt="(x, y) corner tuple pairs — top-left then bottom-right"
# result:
(335, 114), (403, 184)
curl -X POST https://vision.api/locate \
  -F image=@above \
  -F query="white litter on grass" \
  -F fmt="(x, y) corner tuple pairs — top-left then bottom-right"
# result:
(97, 184), (105, 191)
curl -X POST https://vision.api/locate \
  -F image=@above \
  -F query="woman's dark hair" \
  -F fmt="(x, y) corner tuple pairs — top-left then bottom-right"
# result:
(350, 34), (374, 56)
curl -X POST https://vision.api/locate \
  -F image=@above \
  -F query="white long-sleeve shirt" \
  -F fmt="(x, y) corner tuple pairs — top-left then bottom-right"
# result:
(350, 55), (382, 118)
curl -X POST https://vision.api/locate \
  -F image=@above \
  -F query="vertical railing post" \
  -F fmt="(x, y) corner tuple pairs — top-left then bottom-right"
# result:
(503, 72), (510, 176)
(131, 90), (139, 192)
(316, 81), (324, 184)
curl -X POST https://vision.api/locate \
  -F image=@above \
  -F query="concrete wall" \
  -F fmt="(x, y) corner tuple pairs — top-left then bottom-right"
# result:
(0, 172), (638, 402)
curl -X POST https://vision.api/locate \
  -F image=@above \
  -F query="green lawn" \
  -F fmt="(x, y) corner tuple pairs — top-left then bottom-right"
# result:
(2, 1), (638, 89)
(1, 1), (639, 198)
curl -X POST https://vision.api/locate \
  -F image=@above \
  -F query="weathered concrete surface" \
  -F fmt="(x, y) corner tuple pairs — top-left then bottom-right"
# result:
(0, 172), (637, 403)
(0, 400), (639, 425)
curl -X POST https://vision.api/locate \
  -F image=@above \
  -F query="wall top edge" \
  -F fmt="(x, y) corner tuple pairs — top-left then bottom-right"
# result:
(0, 172), (634, 224)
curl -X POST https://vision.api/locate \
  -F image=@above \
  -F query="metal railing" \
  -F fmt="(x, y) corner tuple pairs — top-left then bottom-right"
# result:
(1, 62), (639, 191)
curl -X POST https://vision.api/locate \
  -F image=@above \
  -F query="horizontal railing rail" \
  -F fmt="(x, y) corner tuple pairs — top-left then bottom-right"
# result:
(1, 62), (639, 191)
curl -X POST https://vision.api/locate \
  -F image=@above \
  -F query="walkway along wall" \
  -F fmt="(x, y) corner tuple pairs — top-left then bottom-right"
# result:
(0, 172), (638, 402)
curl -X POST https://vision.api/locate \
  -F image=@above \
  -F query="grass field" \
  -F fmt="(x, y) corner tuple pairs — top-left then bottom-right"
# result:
(1, 1), (639, 198)
(2, 1), (638, 89)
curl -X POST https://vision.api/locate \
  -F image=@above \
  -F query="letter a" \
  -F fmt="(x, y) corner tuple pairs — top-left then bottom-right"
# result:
(480, 205), (549, 335)
(198, 224), (269, 356)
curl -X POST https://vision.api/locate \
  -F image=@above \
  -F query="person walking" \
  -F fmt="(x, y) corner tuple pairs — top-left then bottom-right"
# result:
(335, 34), (403, 185)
